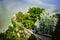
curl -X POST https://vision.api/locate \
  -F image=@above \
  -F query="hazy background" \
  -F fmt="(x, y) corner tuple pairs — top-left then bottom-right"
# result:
(0, 0), (60, 32)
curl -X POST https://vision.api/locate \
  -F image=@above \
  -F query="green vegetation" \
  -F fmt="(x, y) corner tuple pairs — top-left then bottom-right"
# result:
(16, 12), (24, 22)
(16, 7), (45, 29)
(36, 12), (58, 34)
(0, 19), (26, 40)
(28, 7), (45, 14)
(0, 7), (58, 40)
(28, 34), (37, 40)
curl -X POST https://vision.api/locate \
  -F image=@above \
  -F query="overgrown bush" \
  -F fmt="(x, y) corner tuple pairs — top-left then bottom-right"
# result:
(34, 12), (58, 34)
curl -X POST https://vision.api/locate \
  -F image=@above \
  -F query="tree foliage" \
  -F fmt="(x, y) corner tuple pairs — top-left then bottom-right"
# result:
(16, 7), (45, 29)
(34, 12), (58, 34)
(28, 7), (45, 14)
(0, 7), (58, 40)
(16, 11), (24, 22)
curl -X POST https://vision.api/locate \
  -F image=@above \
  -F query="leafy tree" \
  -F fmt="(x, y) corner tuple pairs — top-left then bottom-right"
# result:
(15, 7), (45, 29)
(28, 7), (45, 14)
(4, 19), (27, 40)
(22, 20), (34, 28)
(20, 7), (45, 29)
(0, 7), (46, 40)
(34, 12), (58, 34)
(27, 7), (45, 20)
(11, 19), (17, 27)
(16, 11), (24, 22)
(0, 33), (6, 40)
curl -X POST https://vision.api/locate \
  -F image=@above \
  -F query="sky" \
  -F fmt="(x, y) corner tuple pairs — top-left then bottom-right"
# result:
(0, 0), (60, 32)
(0, 0), (60, 14)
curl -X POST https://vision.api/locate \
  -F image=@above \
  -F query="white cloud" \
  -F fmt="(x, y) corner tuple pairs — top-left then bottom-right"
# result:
(24, 0), (56, 13)
(25, 0), (43, 4)
(4, 0), (57, 15)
